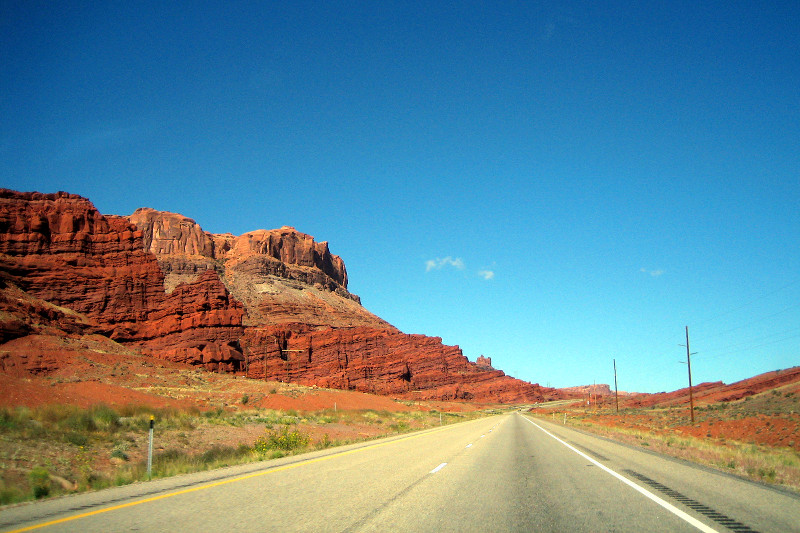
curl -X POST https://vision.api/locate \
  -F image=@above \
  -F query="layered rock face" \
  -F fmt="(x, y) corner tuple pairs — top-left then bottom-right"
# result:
(0, 191), (166, 337)
(128, 208), (392, 330)
(239, 326), (546, 402)
(130, 208), (347, 291)
(0, 189), (547, 402)
(0, 190), (244, 361)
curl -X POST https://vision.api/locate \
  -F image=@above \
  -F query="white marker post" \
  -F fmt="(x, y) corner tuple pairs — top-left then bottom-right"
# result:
(147, 415), (154, 479)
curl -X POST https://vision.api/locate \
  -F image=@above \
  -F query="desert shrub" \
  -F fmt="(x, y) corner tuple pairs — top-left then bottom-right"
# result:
(198, 445), (246, 465)
(91, 404), (120, 431)
(318, 434), (332, 449)
(154, 448), (185, 465)
(62, 410), (96, 432)
(142, 444), (255, 479)
(758, 467), (777, 482)
(0, 481), (25, 505)
(87, 474), (113, 491)
(148, 449), (190, 477)
(116, 405), (198, 431)
(316, 413), (338, 424)
(35, 404), (72, 424)
(254, 425), (310, 455)
(110, 446), (129, 461)
(389, 421), (410, 432)
(64, 432), (88, 446)
(31, 404), (95, 433)
(203, 407), (225, 420)
(28, 467), (50, 499)
(0, 407), (22, 430)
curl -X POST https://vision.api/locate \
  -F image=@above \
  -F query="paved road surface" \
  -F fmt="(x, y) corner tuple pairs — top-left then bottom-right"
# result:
(1, 412), (798, 532)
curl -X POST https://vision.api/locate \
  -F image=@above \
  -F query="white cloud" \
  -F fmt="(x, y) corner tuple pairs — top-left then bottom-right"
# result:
(478, 270), (495, 280)
(425, 257), (465, 272)
(640, 268), (664, 277)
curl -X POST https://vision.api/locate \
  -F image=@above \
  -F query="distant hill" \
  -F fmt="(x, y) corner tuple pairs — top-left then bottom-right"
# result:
(622, 367), (800, 408)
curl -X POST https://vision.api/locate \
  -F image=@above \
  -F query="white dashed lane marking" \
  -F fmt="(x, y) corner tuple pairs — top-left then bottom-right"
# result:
(430, 463), (448, 474)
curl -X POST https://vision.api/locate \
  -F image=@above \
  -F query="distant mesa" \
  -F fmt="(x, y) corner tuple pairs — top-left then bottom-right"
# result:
(558, 384), (616, 397)
(0, 188), (559, 403)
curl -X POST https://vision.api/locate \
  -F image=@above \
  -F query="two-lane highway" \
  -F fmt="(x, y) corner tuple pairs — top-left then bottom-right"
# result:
(2, 413), (798, 532)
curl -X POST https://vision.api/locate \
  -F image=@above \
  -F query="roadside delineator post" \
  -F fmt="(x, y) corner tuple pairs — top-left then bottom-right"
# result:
(147, 415), (155, 479)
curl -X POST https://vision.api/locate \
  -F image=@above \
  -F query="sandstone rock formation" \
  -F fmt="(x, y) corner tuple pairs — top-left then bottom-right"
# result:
(558, 383), (614, 397)
(238, 325), (547, 402)
(0, 189), (550, 402)
(128, 208), (390, 330)
(475, 355), (493, 370)
(0, 190), (245, 362)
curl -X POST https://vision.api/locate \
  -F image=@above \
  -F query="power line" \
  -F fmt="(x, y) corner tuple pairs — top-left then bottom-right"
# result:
(632, 278), (800, 374)
(593, 277), (800, 394)
(692, 277), (800, 329)
(695, 332), (800, 361)
(698, 302), (800, 341)
(698, 324), (800, 354)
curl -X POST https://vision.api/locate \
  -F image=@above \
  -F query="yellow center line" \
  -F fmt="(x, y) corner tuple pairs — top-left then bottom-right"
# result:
(8, 419), (487, 532)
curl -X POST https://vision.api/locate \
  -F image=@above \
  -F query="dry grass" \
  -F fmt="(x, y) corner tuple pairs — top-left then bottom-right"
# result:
(566, 417), (800, 490)
(534, 393), (800, 494)
(0, 402), (484, 505)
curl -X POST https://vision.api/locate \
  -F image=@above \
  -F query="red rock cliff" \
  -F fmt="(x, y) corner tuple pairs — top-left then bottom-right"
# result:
(1, 190), (548, 402)
(238, 325), (547, 402)
(128, 209), (389, 329)
(0, 190), (165, 335)
(0, 190), (244, 359)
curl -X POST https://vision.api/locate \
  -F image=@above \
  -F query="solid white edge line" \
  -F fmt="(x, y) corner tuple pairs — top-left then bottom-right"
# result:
(522, 416), (719, 533)
(430, 462), (448, 474)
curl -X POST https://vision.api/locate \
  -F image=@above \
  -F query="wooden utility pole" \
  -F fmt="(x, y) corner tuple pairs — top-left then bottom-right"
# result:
(684, 326), (695, 424)
(613, 359), (619, 413)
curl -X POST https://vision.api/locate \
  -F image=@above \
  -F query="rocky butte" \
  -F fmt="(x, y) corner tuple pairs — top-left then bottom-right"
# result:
(0, 189), (555, 402)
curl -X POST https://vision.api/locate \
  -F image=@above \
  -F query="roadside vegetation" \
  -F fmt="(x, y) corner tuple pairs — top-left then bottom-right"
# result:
(0, 402), (482, 505)
(531, 388), (800, 493)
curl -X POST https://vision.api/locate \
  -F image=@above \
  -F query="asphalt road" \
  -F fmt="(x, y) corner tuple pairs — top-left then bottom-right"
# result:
(2, 412), (798, 532)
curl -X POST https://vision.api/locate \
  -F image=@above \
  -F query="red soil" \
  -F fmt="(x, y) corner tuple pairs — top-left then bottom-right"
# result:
(676, 415), (800, 450)
(0, 374), (192, 410)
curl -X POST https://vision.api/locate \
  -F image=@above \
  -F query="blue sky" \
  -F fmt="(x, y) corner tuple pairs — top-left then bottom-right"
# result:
(2, 1), (798, 393)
